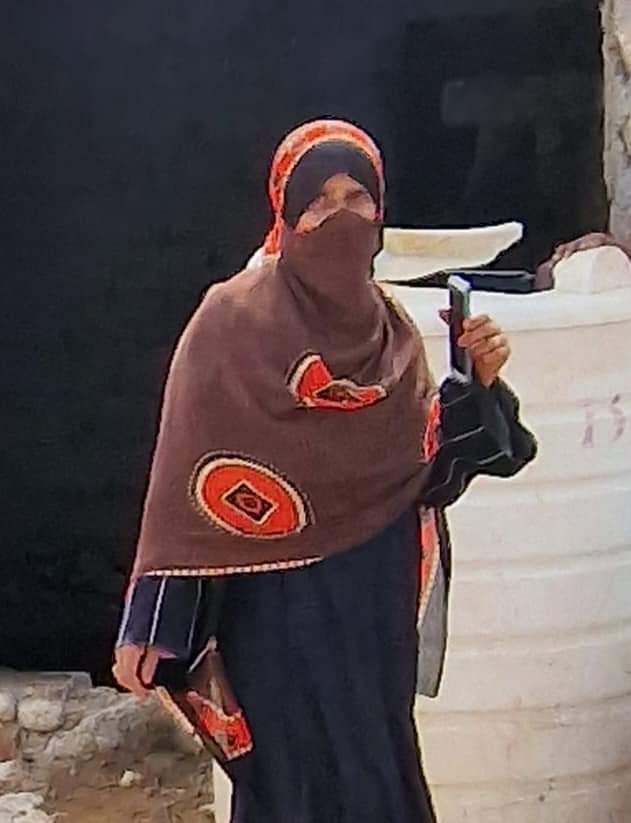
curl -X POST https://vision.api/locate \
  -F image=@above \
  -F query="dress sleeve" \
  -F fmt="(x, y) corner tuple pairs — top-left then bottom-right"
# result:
(420, 377), (537, 509)
(116, 575), (205, 659)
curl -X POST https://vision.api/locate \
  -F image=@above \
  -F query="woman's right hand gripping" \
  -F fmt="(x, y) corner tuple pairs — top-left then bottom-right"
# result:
(112, 644), (161, 700)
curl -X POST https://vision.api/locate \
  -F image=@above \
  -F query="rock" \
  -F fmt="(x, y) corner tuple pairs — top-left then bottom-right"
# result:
(18, 698), (64, 733)
(45, 693), (168, 761)
(143, 751), (181, 782)
(0, 791), (45, 815)
(0, 725), (18, 761)
(0, 760), (25, 796)
(0, 760), (19, 783)
(170, 721), (203, 756)
(149, 807), (173, 823)
(622, 115), (631, 158)
(45, 728), (96, 762)
(62, 688), (120, 731)
(21, 732), (52, 762)
(0, 670), (89, 703)
(604, 0), (631, 238)
(19, 812), (52, 823)
(192, 765), (213, 800)
(64, 672), (93, 698)
(90, 698), (158, 754)
(17, 777), (48, 796)
(197, 802), (215, 817)
(0, 693), (17, 723)
(119, 769), (143, 788)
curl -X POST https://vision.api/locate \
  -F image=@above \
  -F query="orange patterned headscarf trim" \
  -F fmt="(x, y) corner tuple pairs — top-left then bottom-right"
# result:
(264, 119), (385, 255)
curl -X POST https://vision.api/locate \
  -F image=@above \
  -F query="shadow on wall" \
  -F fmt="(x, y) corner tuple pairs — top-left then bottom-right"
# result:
(384, 1), (606, 267)
(0, 0), (605, 680)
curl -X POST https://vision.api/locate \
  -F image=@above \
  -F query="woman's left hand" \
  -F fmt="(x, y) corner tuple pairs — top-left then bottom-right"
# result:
(458, 315), (511, 388)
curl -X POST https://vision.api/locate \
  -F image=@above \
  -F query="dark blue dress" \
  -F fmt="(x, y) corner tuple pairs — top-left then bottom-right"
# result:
(219, 507), (436, 823)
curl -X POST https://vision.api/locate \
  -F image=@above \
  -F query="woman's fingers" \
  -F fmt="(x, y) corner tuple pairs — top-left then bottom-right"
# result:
(552, 233), (612, 263)
(479, 342), (511, 367)
(139, 649), (160, 690)
(445, 313), (510, 374)
(437, 312), (510, 385)
(473, 342), (511, 387)
(459, 316), (501, 348)
(540, 232), (620, 273)
(462, 314), (490, 333)
(468, 333), (508, 358)
(112, 645), (152, 699)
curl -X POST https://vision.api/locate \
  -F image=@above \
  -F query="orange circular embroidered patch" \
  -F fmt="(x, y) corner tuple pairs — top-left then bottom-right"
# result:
(289, 354), (387, 411)
(192, 455), (310, 539)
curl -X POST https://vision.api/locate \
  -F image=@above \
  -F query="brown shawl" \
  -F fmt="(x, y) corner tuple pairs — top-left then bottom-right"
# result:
(132, 126), (434, 579)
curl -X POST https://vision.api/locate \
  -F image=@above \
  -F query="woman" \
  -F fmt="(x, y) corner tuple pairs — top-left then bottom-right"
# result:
(114, 119), (536, 823)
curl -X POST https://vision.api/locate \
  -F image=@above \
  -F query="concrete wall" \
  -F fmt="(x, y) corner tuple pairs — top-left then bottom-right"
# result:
(603, 0), (631, 243)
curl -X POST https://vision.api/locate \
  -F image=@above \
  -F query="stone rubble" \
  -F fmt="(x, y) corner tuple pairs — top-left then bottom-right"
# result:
(0, 697), (16, 726)
(0, 669), (214, 821)
(17, 700), (64, 735)
(119, 768), (143, 788)
(0, 792), (51, 823)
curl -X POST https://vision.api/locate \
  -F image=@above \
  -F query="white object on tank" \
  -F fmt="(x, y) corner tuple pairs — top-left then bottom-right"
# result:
(390, 239), (631, 823)
(554, 244), (631, 294)
(376, 221), (523, 281)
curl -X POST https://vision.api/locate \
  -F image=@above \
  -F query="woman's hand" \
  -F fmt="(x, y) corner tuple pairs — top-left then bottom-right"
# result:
(112, 644), (160, 699)
(549, 232), (616, 266)
(458, 315), (511, 388)
(546, 232), (631, 267)
(536, 233), (631, 289)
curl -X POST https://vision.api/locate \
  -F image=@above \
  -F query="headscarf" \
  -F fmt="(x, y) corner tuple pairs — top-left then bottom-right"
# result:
(264, 119), (385, 255)
(131, 119), (434, 580)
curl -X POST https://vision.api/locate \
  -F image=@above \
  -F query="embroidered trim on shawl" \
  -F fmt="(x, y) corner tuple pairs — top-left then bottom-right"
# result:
(418, 394), (443, 620)
(190, 454), (312, 539)
(424, 394), (442, 461)
(288, 353), (387, 411)
(145, 557), (321, 578)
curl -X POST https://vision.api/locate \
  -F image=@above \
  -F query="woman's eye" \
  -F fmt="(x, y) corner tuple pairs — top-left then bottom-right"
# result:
(349, 190), (371, 205)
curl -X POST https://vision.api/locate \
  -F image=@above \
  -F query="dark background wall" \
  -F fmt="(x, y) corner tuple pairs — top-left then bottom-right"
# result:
(0, 0), (605, 680)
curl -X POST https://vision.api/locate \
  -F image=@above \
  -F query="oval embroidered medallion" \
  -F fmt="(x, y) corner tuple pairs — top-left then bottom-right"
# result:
(192, 455), (310, 538)
(289, 354), (387, 411)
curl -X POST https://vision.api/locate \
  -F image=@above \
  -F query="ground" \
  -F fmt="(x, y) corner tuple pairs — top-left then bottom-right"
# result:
(44, 750), (215, 822)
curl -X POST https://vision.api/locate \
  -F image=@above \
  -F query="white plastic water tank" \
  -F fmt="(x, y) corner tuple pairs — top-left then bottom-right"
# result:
(398, 245), (631, 822)
(213, 245), (631, 822)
